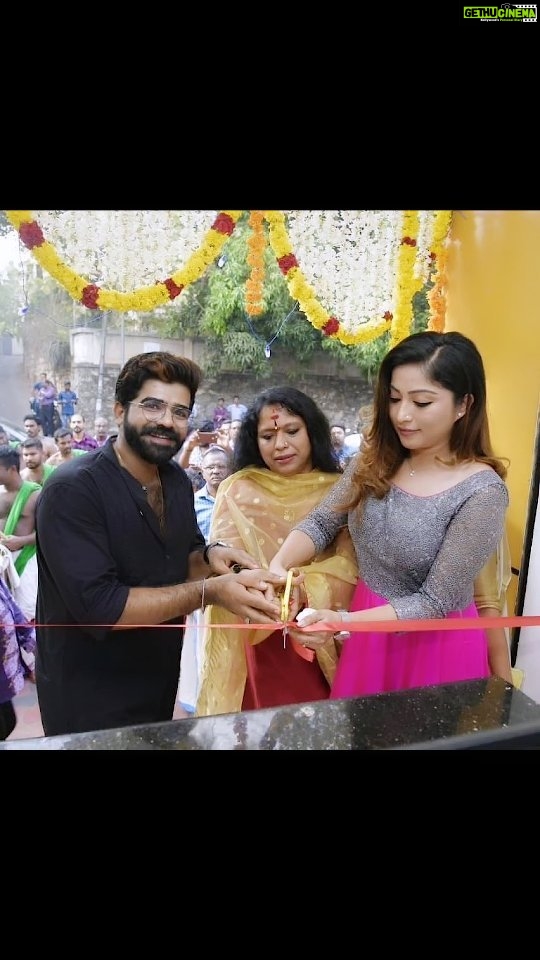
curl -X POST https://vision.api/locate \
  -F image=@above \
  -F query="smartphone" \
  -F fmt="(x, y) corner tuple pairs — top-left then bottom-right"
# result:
(198, 432), (217, 444)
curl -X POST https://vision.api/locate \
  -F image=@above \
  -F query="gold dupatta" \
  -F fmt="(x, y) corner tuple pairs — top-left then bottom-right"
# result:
(196, 467), (358, 716)
(473, 532), (511, 612)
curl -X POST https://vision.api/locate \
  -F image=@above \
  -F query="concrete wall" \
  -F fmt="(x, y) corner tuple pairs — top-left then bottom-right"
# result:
(0, 335), (23, 356)
(69, 328), (374, 434)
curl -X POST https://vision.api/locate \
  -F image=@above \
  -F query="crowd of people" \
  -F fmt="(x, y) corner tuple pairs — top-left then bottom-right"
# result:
(0, 336), (514, 740)
(0, 389), (118, 735)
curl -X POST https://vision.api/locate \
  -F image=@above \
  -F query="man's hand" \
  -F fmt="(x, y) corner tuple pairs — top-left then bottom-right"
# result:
(181, 430), (202, 455)
(215, 427), (231, 447)
(207, 544), (260, 575)
(209, 568), (291, 624)
(0, 533), (18, 552)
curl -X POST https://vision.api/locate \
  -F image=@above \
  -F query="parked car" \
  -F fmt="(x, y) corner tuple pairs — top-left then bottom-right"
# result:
(0, 417), (26, 444)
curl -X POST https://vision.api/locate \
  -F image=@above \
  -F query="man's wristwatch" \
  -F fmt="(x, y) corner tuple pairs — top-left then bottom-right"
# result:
(333, 609), (351, 642)
(203, 540), (230, 564)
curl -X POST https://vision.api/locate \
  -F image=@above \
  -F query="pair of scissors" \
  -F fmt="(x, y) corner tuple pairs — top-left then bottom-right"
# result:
(281, 569), (294, 647)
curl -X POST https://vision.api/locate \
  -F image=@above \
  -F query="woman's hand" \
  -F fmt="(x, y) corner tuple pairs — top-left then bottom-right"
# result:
(264, 566), (304, 607)
(295, 608), (337, 631)
(288, 626), (334, 650)
(285, 584), (304, 622)
(268, 557), (288, 579)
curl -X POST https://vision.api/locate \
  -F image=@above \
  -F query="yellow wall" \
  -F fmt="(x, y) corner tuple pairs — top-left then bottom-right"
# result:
(446, 211), (540, 613)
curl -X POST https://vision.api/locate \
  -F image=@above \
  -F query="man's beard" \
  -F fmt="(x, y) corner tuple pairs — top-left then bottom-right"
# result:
(123, 417), (182, 465)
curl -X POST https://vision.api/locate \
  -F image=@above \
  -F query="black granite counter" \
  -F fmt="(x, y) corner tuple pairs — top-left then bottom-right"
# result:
(2, 676), (540, 750)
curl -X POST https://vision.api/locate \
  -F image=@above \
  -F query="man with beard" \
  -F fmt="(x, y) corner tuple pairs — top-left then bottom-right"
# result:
(69, 413), (99, 451)
(34, 352), (289, 736)
(22, 414), (58, 460)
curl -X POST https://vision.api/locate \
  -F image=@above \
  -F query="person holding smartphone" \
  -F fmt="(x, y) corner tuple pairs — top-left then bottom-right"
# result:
(175, 420), (218, 473)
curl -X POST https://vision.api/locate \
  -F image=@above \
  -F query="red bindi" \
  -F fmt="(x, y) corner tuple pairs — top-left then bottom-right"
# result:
(271, 407), (280, 430)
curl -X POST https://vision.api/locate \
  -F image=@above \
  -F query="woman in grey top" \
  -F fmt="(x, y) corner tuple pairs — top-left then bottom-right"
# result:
(270, 331), (509, 699)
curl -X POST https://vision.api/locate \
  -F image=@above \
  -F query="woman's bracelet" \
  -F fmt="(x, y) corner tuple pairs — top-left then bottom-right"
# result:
(333, 608), (351, 642)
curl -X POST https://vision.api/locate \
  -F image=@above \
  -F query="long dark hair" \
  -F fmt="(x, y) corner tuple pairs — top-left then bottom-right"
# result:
(234, 386), (339, 474)
(342, 330), (508, 511)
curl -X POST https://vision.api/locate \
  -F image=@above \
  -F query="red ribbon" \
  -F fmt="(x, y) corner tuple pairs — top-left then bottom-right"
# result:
(14, 614), (540, 632)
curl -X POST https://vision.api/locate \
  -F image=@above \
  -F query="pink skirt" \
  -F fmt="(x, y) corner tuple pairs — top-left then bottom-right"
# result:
(330, 580), (490, 700)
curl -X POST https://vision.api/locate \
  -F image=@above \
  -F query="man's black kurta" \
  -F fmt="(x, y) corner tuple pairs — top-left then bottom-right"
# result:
(35, 440), (205, 735)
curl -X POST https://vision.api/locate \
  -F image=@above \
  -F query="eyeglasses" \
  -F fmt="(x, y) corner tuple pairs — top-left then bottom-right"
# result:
(128, 399), (191, 424)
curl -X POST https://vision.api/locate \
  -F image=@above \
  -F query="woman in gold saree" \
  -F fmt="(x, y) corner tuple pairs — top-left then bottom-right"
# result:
(196, 387), (358, 717)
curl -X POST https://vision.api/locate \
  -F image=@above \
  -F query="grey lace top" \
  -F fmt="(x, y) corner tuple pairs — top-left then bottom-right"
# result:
(295, 468), (509, 620)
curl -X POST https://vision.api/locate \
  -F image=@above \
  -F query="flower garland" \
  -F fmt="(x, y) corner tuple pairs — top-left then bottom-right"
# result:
(5, 209), (453, 338)
(266, 211), (452, 348)
(388, 211), (424, 349)
(413, 211), (437, 285)
(284, 211), (400, 333)
(36, 210), (218, 292)
(4, 210), (242, 312)
(427, 211), (453, 332)
(245, 210), (266, 316)
(265, 211), (392, 346)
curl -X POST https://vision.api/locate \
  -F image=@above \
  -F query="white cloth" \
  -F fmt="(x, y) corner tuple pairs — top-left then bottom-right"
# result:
(0, 543), (20, 594)
(178, 608), (206, 713)
(11, 551), (38, 622)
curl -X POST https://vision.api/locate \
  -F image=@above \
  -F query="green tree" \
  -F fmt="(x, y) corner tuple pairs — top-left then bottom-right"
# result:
(0, 266), (22, 336)
(155, 213), (303, 377)
(159, 212), (432, 380)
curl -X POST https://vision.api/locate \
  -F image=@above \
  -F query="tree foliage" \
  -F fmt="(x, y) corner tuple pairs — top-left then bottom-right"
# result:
(0, 267), (21, 336)
(159, 211), (432, 380)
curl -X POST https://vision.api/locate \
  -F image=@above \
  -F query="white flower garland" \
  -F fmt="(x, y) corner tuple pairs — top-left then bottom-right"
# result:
(6, 209), (452, 344)
(414, 211), (438, 284)
(35, 210), (218, 291)
(284, 211), (402, 335)
(281, 211), (451, 341)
